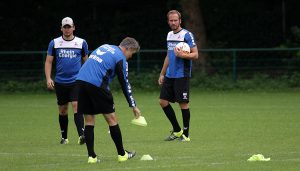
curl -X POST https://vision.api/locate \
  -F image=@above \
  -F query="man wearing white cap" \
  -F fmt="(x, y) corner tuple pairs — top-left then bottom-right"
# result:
(45, 17), (89, 145)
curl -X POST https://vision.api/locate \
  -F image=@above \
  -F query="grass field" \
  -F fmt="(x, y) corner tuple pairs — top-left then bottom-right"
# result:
(0, 90), (300, 170)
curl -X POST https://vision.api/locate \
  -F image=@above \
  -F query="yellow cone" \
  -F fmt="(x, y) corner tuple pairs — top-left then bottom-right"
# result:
(131, 116), (147, 126)
(140, 154), (153, 161)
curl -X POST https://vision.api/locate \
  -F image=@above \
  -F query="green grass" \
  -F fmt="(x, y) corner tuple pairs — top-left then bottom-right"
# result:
(0, 90), (300, 170)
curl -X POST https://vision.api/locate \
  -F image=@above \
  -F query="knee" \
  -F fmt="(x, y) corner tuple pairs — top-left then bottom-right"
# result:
(84, 115), (95, 125)
(59, 107), (68, 115)
(104, 114), (118, 126)
(159, 99), (168, 108)
(107, 119), (117, 126)
(71, 101), (78, 112)
(179, 103), (189, 109)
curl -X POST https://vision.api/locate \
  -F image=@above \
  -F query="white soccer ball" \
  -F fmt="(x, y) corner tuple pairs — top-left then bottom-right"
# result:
(175, 42), (190, 53)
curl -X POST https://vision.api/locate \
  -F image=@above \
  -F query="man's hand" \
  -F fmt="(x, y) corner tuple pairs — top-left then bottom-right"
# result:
(174, 47), (187, 59)
(132, 107), (141, 119)
(174, 47), (190, 59)
(47, 79), (55, 90)
(158, 75), (164, 86)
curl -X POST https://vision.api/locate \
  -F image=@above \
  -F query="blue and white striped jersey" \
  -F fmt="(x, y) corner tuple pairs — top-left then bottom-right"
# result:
(47, 36), (88, 84)
(166, 29), (196, 78)
(76, 44), (136, 107)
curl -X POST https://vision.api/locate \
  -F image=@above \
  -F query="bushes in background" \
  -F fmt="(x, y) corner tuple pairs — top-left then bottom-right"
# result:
(0, 72), (300, 93)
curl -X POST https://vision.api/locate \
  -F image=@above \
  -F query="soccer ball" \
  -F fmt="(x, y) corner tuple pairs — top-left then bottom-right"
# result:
(175, 42), (190, 53)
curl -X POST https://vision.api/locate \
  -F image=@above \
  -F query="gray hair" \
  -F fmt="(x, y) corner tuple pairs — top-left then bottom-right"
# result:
(119, 37), (140, 52)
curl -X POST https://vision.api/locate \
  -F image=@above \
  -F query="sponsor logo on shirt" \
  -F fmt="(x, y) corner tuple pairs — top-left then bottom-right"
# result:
(90, 55), (103, 63)
(102, 45), (116, 54)
(96, 49), (106, 55)
(58, 49), (77, 58)
(167, 42), (177, 50)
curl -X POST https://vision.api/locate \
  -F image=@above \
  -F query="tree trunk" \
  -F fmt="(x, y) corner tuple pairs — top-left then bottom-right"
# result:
(180, 0), (207, 72)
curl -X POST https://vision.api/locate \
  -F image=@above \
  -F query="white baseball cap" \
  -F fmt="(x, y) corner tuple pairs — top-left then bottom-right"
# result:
(61, 17), (74, 27)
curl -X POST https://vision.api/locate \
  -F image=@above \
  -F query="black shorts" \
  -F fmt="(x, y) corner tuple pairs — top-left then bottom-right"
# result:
(55, 82), (79, 105)
(159, 77), (190, 103)
(77, 80), (115, 115)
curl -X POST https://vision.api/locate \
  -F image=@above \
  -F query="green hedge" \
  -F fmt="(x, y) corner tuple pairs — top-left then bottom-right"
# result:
(1, 72), (300, 93)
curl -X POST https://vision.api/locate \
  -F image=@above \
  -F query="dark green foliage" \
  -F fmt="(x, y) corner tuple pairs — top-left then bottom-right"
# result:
(1, 72), (299, 93)
(0, 80), (48, 93)
(288, 72), (300, 87)
(1, 0), (300, 50)
(190, 72), (300, 91)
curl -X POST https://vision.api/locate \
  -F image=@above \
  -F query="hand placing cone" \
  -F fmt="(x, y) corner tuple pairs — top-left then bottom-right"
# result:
(131, 107), (147, 126)
(133, 107), (141, 119)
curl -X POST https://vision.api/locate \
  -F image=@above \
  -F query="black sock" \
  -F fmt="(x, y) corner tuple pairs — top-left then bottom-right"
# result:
(84, 125), (96, 158)
(74, 113), (84, 137)
(109, 124), (125, 156)
(59, 115), (68, 139)
(162, 104), (181, 132)
(181, 109), (190, 137)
